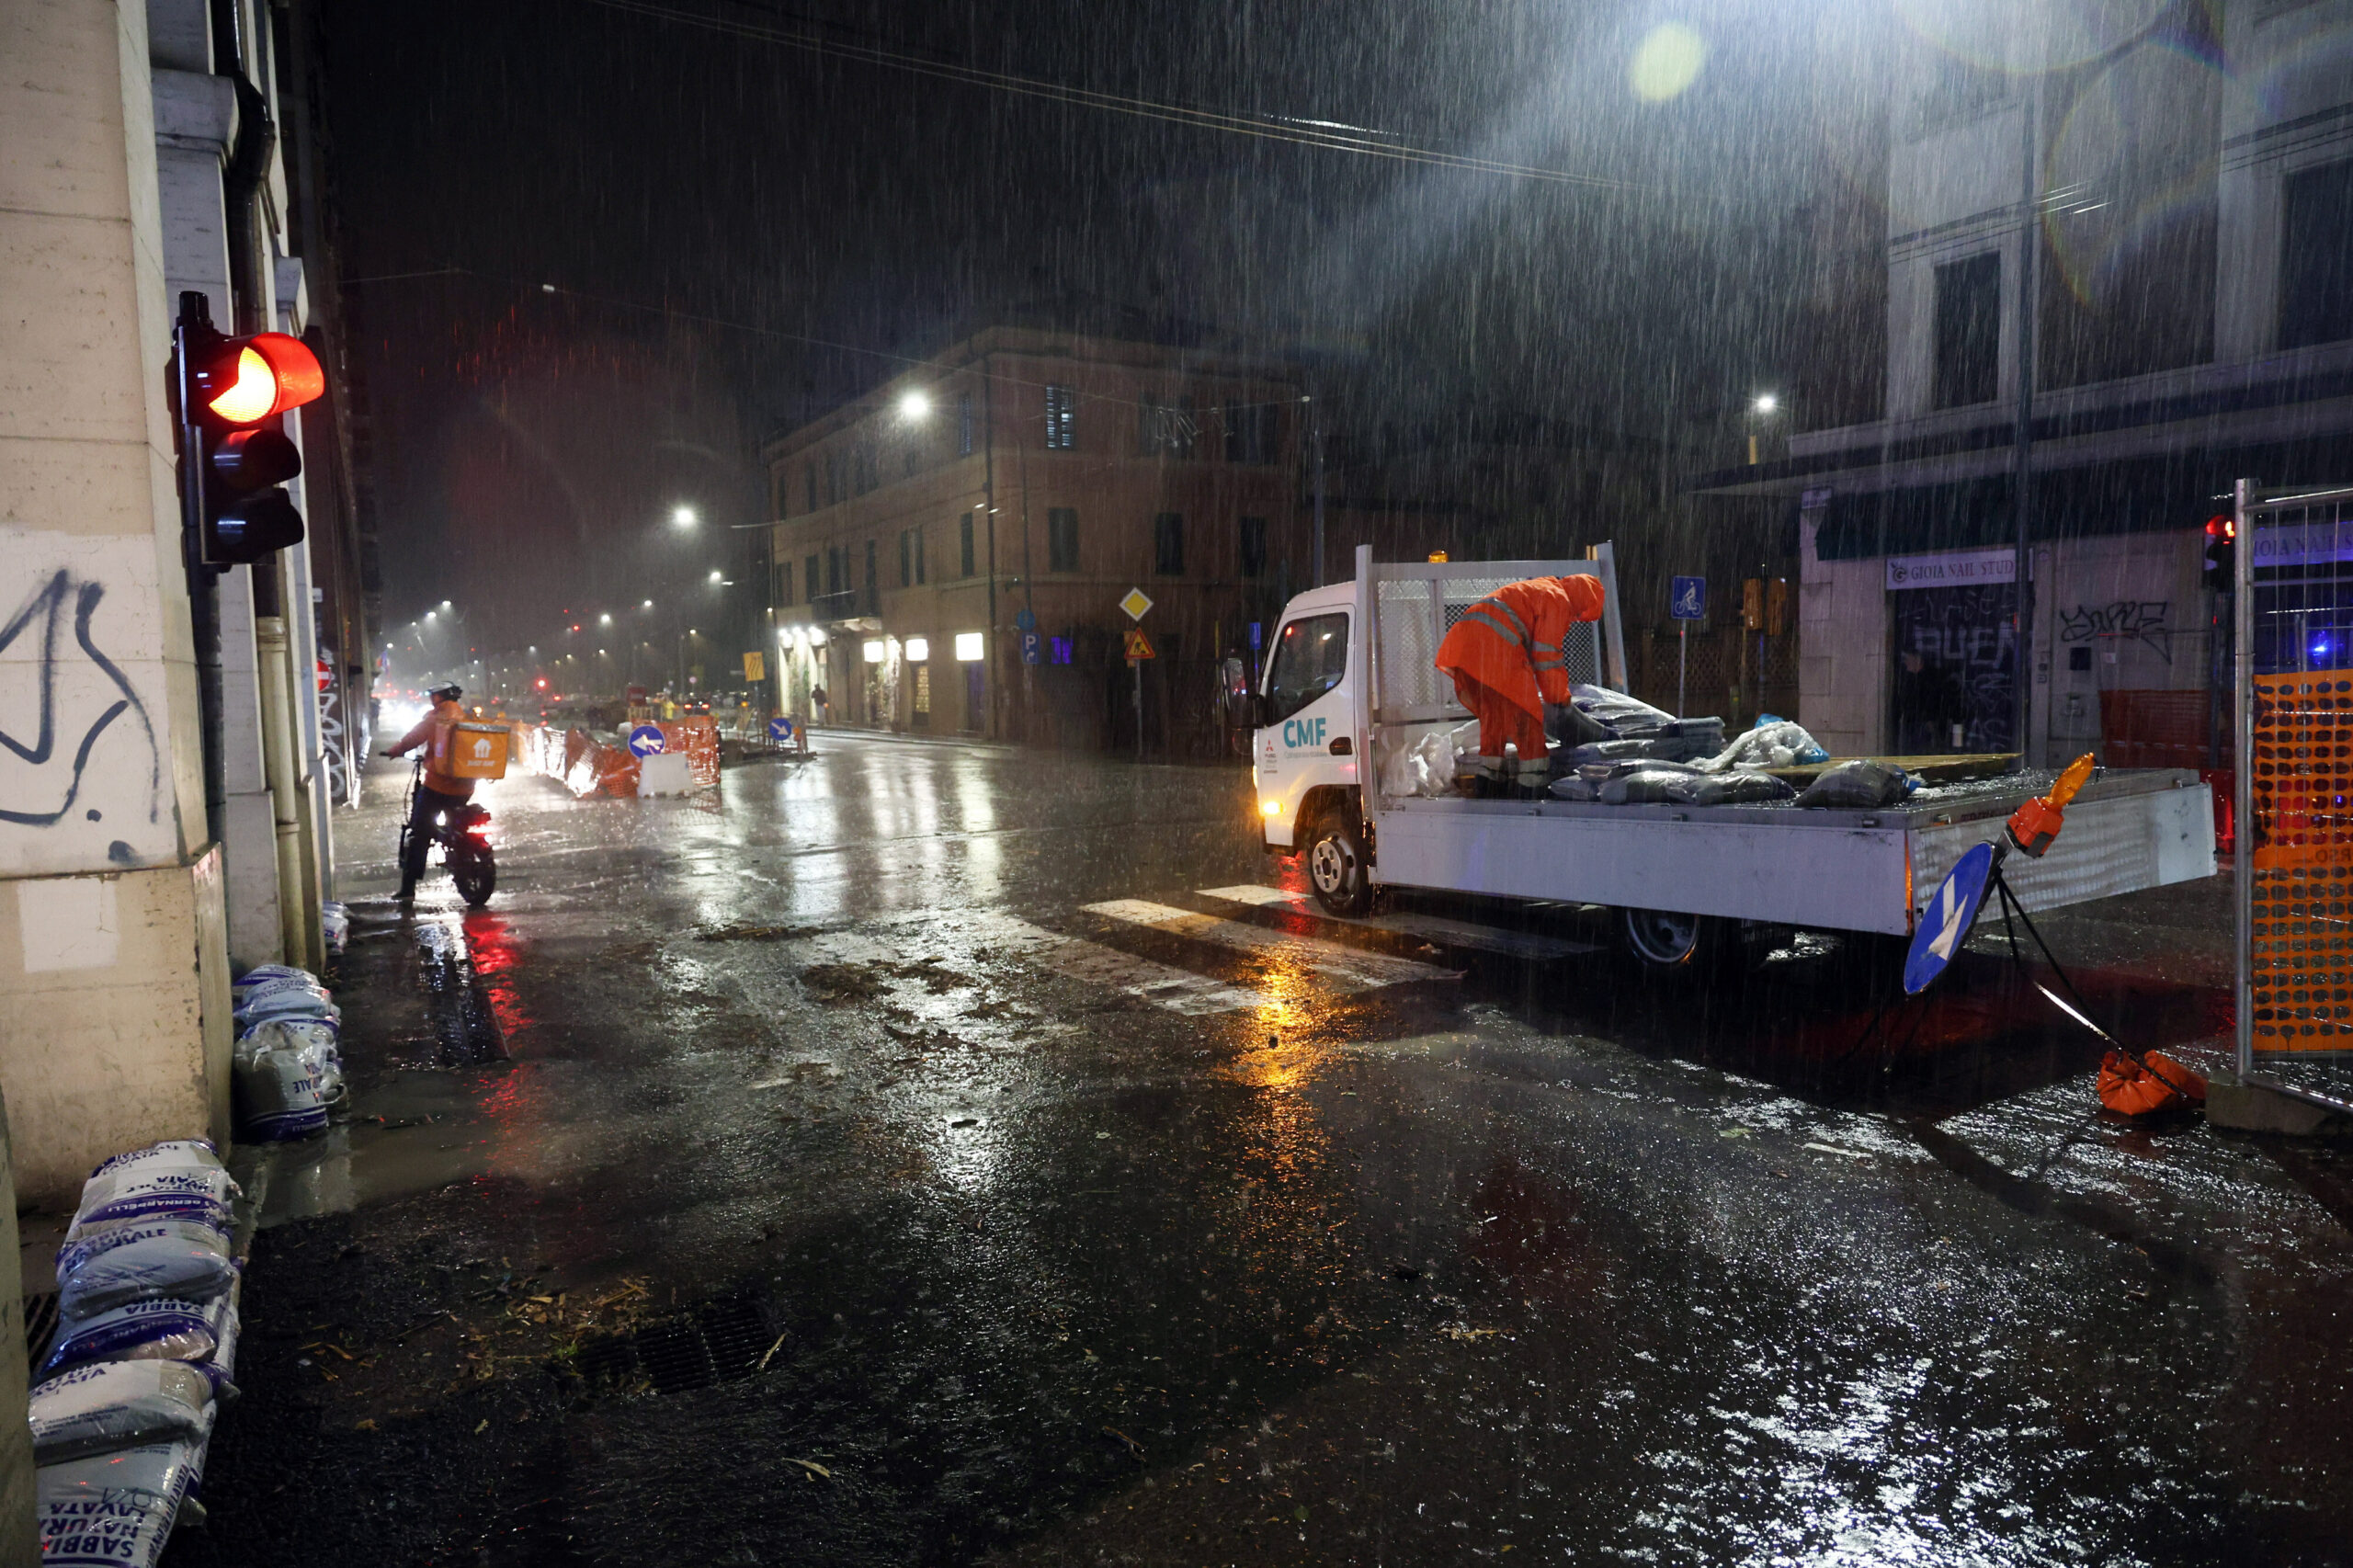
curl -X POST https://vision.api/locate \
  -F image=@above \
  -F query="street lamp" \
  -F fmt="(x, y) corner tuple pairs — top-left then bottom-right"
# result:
(672, 506), (697, 529)
(1751, 393), (1778, 414)
(897, 389), (931, 421)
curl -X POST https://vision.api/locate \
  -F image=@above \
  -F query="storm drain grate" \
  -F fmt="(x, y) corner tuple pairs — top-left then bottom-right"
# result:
(23, 1292), (58, 1374)
(571, 1289), (778, 1396)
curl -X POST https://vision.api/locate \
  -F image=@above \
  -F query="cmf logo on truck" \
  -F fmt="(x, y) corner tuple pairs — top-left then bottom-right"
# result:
(1281, 715), (1327, 749)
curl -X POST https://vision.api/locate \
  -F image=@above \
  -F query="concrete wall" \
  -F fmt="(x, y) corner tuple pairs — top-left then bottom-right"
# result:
(0, 0), (232, 1207)
(1797, 512), (1890, 756)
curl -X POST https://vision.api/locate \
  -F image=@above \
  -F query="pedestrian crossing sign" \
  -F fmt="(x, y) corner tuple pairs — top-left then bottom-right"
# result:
(1124, 629), (1156, 661)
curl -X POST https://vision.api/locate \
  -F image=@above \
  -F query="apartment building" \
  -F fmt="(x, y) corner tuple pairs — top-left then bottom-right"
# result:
(1699, 1), (2353, 766)
(760, 327), (1303, 752)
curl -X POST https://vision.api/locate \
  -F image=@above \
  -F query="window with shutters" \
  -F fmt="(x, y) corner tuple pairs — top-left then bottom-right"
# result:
(960, 511), (976, 577)
(1044, 384), (1077, 449)
(1048, 508), (1078, 573)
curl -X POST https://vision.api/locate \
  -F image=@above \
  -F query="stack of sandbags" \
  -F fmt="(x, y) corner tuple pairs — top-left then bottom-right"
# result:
(33, 1140), (243, 1564)
(230, 966), (346, 1139)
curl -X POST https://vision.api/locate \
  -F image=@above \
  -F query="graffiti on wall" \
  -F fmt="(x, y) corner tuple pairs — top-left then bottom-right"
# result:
(1890, 583), (2017, 752)
(0, 570), (162, 859)
(2059, 600), (2173, 664)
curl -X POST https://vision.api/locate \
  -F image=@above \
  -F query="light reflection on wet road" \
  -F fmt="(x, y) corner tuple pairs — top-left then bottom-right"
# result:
(175, 733), (2352, 1568)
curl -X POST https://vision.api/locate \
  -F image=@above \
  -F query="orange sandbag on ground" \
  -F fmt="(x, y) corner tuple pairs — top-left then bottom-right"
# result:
(2097, 1050), (2208, 1116)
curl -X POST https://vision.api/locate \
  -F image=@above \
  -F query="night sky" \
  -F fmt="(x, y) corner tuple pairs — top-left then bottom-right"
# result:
(318, 0), (1891, 654)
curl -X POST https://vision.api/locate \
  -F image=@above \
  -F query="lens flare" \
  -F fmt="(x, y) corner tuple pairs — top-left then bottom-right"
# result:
(1629, 23), (1706, 102)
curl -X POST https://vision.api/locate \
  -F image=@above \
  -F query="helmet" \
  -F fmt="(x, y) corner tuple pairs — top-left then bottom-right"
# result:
(428, 681), (462, 702)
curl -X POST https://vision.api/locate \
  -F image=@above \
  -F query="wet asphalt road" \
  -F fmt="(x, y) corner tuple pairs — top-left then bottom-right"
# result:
(161, 734), (2352, 1567)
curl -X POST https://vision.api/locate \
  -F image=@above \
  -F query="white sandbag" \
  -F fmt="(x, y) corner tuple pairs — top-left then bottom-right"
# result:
(72, 1165), (238, 1237)
(323, 901), (349, 955)
(233, 983), (339, 1028)
(29, 1362), (214, 1465)
(231, 1040), (327, 1141)
(56, 1220), (234, 1320)
(230, 962), (313, 996)
(41, 1292), (228, 1380)
(1695, 719), (1829, 774)
(37, 1438), (200, 1568)
(240, 1019), (345, 1114)
(87, 1142), (221, 1183)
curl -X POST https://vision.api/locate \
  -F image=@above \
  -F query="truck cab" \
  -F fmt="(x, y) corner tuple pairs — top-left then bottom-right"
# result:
(1253, 584), (1361, 885)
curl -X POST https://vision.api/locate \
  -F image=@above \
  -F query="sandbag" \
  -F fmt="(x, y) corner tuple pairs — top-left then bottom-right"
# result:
(56, 1220), (234, 1320)
(230, 962), (314, 997)
(69, 1164), (238, 1238)
(242, 1018), (346, 1116)
(1795, 758), (1916, 809)
(37, 1438), (200, 1568)
(88, 1142), (221, 1183)
(1697, 718), (1829, 773)
(41, 1292), (229, 1380)
(232, 1038), (328, 1141)
(1598, 767), (1699, 805)
(233, 983), (339, 1029)
(323, 901), (350, 956)
(1664, 769), (1798, 806)
(2097, 1050), (2208, 1117)
(29, 1362), (214, 1465)
(1567, 684), (1675, 734)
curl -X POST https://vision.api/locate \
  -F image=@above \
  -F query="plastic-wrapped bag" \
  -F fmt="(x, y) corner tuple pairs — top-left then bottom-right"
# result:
(29, 1362), (214, 1465)
(1795, 759), (1916, 809)
(1663, 769), (1798, 806)
(41, 1291), (231, 1380)
(37, 1437), (200, 1568)
(241, 1019), (345, 1116)
(1696, 719), (1828, 773)
(323, 901), (350, 956)
(232, 1032), (328, 1141)
(1598, 767), (1699, 805)
(69, 1165), (238, 1238)
(56, 1221), (234, 1321)
(1567, 685), (1675, 734)
(233, 983), (338, 1029)
(88, 1142), (221, 1183)
(230, 962), (314, 997)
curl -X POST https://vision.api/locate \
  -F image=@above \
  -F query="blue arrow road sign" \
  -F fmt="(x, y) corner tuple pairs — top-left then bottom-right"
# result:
(1904, 840), (1997, 994)
(1014, 608), (1038, 632)
(768, 716), (794, 743)
(628, 723), (667, 757)
(1671, 575), (1707, 620)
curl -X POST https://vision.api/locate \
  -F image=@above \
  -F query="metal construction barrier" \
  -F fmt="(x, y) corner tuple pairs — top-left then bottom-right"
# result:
(2233, 479), (2353, 1108)
(506, 720), (715, 797)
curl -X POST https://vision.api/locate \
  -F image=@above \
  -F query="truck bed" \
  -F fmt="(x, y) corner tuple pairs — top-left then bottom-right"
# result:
(1370, 767), (2214, 937)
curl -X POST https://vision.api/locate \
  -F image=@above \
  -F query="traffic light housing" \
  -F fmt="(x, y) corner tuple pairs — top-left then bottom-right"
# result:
(2202, 514), (2235, 590)
(172, 293), (324, 567)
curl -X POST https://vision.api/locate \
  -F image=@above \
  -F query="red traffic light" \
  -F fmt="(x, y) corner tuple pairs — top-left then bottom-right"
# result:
(535, 677), (549, 689)
(2204, 514), (2235, 542)
(195, 333), (324, 424)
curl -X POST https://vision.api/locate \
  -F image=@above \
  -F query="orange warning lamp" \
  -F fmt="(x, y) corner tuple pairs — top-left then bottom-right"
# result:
(2006, 752), (2096, 858)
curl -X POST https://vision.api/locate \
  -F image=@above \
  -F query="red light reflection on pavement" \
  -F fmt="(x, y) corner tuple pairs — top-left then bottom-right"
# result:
(461, 909), (533, 1042)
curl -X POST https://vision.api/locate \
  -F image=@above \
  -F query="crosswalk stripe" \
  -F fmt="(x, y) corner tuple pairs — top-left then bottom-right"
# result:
(1080, 899), (1462, 993)
(1194, 885), (1598, 961)
(972, 912), (1272, 1015)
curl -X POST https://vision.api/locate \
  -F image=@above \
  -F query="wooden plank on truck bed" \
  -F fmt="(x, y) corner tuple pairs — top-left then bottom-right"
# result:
(1764, 752), (2020, 787)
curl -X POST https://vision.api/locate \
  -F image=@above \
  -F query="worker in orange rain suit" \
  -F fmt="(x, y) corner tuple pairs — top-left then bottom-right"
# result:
(1434, 574), (1609, 766)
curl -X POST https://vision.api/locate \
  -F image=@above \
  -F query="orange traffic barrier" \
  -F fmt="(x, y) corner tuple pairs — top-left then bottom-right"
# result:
(2097, 1050), (2208, 1117)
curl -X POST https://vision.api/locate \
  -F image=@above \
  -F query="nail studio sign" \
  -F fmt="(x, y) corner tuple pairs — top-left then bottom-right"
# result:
(1885, 548), (2030, 591)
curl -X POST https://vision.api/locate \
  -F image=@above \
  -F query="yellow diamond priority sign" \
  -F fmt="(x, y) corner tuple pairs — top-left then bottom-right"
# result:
(1119, 587), (1153, 621)
(1124, 629), (1156, 661)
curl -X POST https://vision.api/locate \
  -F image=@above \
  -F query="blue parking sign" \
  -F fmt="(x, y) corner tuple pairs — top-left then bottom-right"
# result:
(1019, 629), (1044, 665)
(1671, 576), (1707, 620)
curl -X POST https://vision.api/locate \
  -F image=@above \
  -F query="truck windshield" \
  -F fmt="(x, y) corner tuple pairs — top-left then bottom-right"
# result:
(1263, 613), (1348, 725)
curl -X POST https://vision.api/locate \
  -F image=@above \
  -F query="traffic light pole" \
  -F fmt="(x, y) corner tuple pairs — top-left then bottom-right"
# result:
(174, 292), (228, 845)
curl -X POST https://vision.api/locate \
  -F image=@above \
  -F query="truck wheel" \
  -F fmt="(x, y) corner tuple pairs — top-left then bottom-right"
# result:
(1305, 810), (1374, 918)
(1617, 907), (1737, 977)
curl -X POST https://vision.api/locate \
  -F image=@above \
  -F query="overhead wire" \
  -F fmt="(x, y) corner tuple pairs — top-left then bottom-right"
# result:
(572, 0), (1642, 193)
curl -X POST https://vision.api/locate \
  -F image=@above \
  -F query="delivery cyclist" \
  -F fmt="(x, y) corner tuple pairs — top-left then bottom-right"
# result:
(1434, 574), (1608, 777)
(381, 681), (474, 903)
